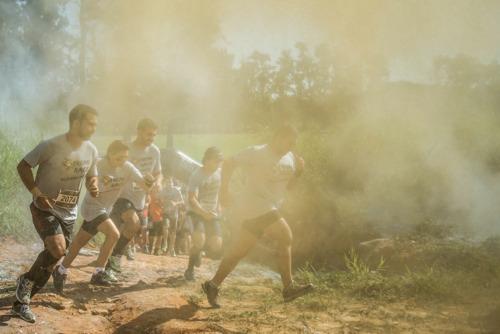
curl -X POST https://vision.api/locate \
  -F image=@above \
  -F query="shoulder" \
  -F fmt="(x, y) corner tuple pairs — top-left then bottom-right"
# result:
(149, 144), (161, 155)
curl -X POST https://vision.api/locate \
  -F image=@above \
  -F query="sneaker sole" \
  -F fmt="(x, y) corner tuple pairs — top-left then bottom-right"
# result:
(283, 285), (314, 303)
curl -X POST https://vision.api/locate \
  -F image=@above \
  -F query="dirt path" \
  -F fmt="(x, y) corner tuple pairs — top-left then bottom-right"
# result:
(0, 238), (488, 333)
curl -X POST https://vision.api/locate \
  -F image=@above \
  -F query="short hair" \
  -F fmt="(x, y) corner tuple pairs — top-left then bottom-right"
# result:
(69, 104), (98, 127)
(137, 118), (158, 131)
(106, 140), (129, 157)
(273, 124), (298, 139)
(202, 146), (223, 164)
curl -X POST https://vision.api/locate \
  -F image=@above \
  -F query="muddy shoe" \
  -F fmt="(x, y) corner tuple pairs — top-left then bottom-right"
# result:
(104, 269), (118, 283)
(52, 265), (67, 294)
(15, 274), (34, 305)
(202, 281), (220, 308)
(184, 268), (195, 281)
(106, 255), (122, 273)
(11, 303), (36, 323)
(126, 246), (135, 261)
(90, 271), (113, 286)
(282, 282), (314, 302)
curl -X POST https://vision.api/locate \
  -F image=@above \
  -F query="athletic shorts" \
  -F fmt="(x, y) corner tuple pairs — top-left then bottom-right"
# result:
(30, 203), (75, 247)
(81, 213), (109, 236)
(110, 198), (147, 227)
(242, 209), (282, 238)
(187, 211), (222, 238)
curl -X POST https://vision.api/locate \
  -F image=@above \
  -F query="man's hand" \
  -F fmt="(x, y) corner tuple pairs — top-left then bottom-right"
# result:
(203, 211), (218, 222)
(36, 195), (55, 210)
(144, 174), (156, 189)
(88, 183), (99, 198)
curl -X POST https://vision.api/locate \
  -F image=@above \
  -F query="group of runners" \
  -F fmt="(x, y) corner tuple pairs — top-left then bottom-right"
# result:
(11, 104), (313, 323)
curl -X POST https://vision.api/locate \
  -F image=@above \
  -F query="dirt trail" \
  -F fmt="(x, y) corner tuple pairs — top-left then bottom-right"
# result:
(0, 238), (489, 333)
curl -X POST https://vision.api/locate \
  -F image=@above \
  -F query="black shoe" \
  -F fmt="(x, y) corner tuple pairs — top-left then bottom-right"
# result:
(11, 303), (36, 323)
(15, 275), (34, 305)
(52, 266), (67, 294)
(184, 268), (195, 281)
(202, 281), (220, 308)
(90, 271), (113, 286)
(282, 282), (314, 302)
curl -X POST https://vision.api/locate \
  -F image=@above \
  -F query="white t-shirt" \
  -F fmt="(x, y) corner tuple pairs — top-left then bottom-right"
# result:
(232, 144), (296, 219)
(187, 167), (221, 212)
(81, 159), (143, 221)
(23, 134), (98, 221)
(119, 142), (162, 210)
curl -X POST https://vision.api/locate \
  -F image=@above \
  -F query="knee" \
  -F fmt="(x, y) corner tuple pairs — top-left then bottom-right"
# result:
(48, 244), (66, 260)
(108, 228), (120, 242)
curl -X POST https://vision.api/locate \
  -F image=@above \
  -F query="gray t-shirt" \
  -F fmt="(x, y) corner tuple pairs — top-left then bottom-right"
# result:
(159, 186), (184, 217)
(187, 167), (221, 212)
(81, 159), (143, 221)
(24, 134), (98, 221)
(120, 143), (161, 210)
(232, 144), (296, 219)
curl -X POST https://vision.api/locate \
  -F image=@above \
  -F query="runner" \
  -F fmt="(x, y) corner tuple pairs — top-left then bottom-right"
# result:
(160, 176), (184, 256)
(184, 147), (224, 281)
(106, 118), (162, 274)
(12, 105), (99, 323)
(52, 140), (153, 292)
(148, 184), (165, 255)
(202, 125), (313, 308)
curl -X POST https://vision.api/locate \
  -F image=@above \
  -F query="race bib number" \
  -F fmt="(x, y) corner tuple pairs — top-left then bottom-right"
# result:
(54, 189), (79, 208)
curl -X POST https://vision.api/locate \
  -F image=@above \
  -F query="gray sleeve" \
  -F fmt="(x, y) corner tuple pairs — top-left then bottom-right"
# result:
(233, 146), (256, 165)
(23, 140), (51, 168)
(86, 146), (99, 177)
(153, 147), (162, 174)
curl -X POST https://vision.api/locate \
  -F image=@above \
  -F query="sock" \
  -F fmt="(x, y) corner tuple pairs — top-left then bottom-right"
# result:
(94, 267), (105, 273)
(112, 235), (131, 256)
(58, 264), (67, 275)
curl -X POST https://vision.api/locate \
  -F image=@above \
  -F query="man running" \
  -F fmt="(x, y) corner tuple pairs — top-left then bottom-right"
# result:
(106, 118), (162, 274)
(52, 140), (153, 291)
(202, 125), (313, 308)
(160, 176), (184, 256)
(184, 147), (224, 281)
(12, 105), (99, 323)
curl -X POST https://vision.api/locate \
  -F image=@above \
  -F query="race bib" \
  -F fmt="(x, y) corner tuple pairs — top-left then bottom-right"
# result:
(54, 189), (79, 208)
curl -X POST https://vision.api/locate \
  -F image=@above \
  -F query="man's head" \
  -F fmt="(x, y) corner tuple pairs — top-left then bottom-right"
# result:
(69, 104), (98, 140)
(270, 124), (298, 156)
(202, 146), (223, 173)
(106, 140), (129, 168)
(136, 118), (158, 146)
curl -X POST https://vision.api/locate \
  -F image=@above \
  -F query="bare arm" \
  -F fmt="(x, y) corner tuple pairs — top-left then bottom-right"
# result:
(86, 175), (99, 197)
(17, 159), (53, 209)
(188, 191), (216, 221)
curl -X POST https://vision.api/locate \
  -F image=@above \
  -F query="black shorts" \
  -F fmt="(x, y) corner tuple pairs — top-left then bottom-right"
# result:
(187, 212), (222, 238)
(111, 198), (147, 227)
(30, 203), (75, 247)
(81, 213), (109, 236)
(242, 209), (282, 238)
